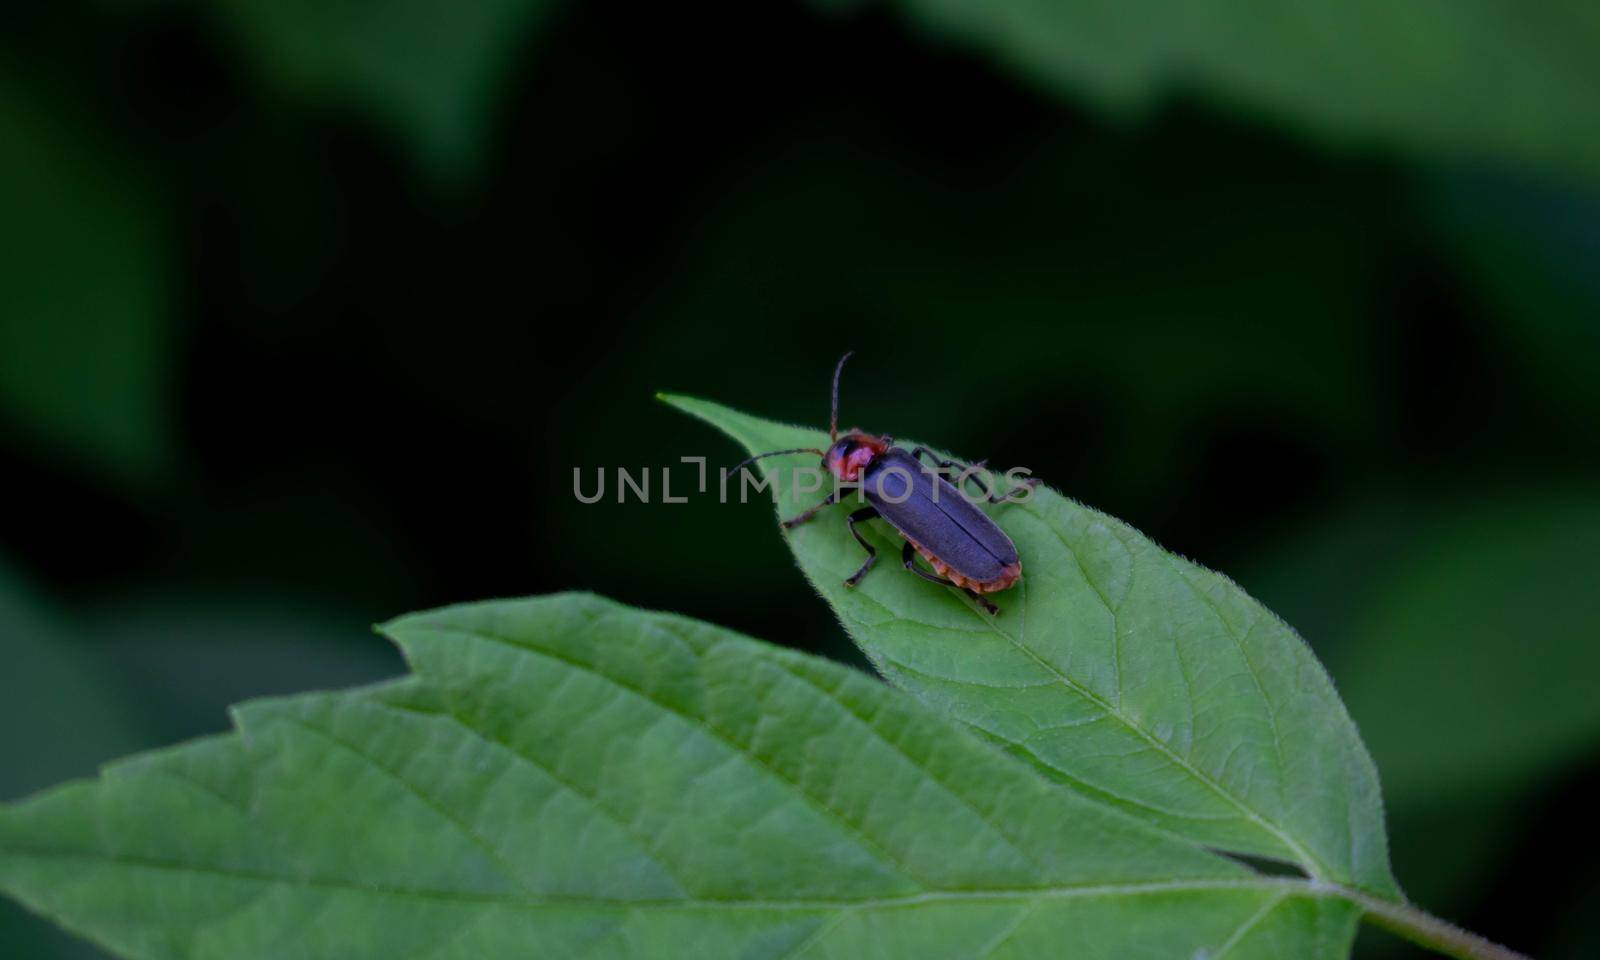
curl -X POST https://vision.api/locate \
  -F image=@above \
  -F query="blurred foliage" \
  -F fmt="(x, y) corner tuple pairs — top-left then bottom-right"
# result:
(1, 0), (1598, 956)
(214, 0), (561, 175)
(1245, 491), (1600, 922)
(866, 0), (1600, 182)
(0, 76), (173, 482)
(0, 566), (152, 825)
(1424, 169), (1600, 418)
(1339, 494), (1600, 811)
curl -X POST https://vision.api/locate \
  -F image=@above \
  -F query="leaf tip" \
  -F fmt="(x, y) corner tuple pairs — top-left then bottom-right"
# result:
(655, 391), (705, 414)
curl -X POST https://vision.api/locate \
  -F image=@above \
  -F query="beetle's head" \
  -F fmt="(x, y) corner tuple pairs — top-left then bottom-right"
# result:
(823, 433), (888, 483)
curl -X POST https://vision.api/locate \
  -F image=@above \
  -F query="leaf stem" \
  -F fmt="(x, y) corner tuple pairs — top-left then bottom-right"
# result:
(1347, 890), (1530, 960)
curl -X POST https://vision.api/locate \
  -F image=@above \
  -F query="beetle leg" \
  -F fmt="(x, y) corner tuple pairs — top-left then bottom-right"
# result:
(901, 540), (954, 585)
(780, 490), (838, 529)
(843, 507), (879, 587)
(994, 477), (1041, 503)
(969, 470), (1038, 504)
(910, 446), (947, 472)
(912, 447), (1034, 503)
(954, 461), (997, 500)
(900, 543), (1000, 615)
(912, 448), (997, 499)
(912, 446), (985, 483)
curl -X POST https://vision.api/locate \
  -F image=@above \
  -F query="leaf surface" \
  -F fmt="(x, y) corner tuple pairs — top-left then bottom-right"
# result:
(0, 594), (1360, 959)
(665, 395), (1397, 898)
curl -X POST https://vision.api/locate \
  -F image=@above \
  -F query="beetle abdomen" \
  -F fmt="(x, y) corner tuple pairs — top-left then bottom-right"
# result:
(909, 538), (1022, 593)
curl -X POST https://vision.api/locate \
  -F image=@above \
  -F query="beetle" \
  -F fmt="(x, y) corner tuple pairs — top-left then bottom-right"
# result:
(729, 353), (1035, 614)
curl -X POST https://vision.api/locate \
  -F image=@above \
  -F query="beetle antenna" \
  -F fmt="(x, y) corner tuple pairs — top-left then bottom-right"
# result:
(726, 447), (824, 476)
(830, 351), (854, 442)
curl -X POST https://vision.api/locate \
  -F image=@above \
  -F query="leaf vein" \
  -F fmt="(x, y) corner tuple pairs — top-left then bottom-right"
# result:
(423, 624), (934, 891)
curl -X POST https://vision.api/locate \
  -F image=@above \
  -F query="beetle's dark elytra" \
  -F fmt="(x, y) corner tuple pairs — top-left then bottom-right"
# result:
(862, 448), (1021, 593)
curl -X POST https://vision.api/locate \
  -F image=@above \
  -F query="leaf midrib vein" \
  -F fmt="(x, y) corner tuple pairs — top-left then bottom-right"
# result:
(870, 650), (1241, 825)
(1151, 547), (1342, 883)
(957, 503), (1326, 878)
(0, 846), (1327, 911)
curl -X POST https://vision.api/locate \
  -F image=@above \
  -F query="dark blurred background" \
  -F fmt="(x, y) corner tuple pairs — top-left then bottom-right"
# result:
(3, 1), (1598, 957)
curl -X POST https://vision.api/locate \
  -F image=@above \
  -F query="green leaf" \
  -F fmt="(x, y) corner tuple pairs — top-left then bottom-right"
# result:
(1, 593), (1362, 959)
(866, 0), (1600, 182)
(213, 0), (561, 175)
(0, 77), (173, 481)
(663, 395), (1398, 899)
(0, 566), (157, 960)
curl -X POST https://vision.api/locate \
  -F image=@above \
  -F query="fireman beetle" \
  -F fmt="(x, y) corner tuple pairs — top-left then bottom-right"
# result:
(728, 353), (1035, 614)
